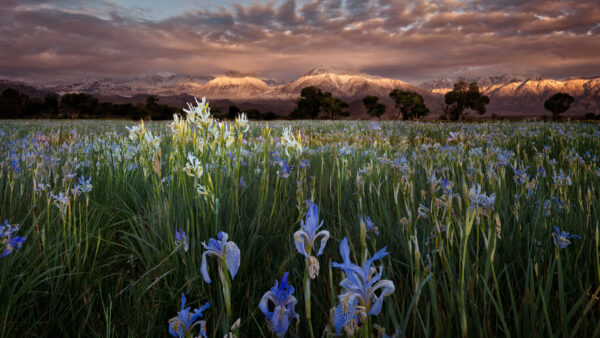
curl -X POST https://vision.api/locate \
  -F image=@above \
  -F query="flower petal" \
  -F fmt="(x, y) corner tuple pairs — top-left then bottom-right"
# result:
(293, 230), (310, 257)
(368, 279), (395, 316)
(224, 241), (241, 279)
(314, 229), (330, 256)
(200, 252), (212, 284)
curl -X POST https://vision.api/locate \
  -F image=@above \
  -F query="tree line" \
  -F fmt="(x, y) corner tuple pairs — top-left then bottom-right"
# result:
(0, 83), (589, 121)
(0, 89), (282, 121)
(0, 89), (181, 120)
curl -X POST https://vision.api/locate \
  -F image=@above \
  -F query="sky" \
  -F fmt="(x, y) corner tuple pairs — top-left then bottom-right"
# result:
(0, 0), (599, 84)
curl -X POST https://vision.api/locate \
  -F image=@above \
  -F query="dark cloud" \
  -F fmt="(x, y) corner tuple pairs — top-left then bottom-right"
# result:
(0, 0), (598, 84)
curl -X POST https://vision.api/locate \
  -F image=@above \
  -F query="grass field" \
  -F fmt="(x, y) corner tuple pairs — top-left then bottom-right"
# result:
(1, 101), (599, 337)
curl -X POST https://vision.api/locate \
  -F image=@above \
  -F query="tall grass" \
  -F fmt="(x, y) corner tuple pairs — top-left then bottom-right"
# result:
(0, 117), (599, 337)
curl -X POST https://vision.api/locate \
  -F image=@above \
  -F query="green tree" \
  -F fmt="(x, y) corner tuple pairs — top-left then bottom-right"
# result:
(362, 96), (386, 119)
(291, 86), (324, 119)
(320, 92), (349, 120)
(228, 105), (240, 119)
(59, 93), (98, 118)
(544, 92), (574, 120)
(389, 90), (429, 120)
(443, 81), (489, 121)
(0, 88), (24, 118)
(44, 95), (59, 116)
(245, 109), (262, 120)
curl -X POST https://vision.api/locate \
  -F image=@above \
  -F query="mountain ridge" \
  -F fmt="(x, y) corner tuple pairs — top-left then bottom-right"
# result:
(2, 69), (599, 117)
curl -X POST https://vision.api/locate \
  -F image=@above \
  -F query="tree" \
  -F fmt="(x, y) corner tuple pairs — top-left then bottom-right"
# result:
(320, 92), (349, 120)
(59, 93), (98, 118)
(291, 86), (324, 119)
(0, 88), (24, 118)
(44, 95), (59, 116)
(245, 109), (262, 120)
(228, 105), (240, 119)
(362, 96), (386, 119)
(263, 111), (277, 120)
(389, 90), (429, 120)
(443, 81), (489, 121)
(544, 93), (574, 120)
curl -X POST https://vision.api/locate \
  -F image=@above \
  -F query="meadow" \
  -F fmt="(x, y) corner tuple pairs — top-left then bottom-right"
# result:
(1, 99), (599, 337)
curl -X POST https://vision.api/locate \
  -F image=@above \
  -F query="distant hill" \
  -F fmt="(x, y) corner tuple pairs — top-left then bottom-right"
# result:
(0, 80), (57, 98)
(421, 75), (600, 116)
(2, 70), (599, 118)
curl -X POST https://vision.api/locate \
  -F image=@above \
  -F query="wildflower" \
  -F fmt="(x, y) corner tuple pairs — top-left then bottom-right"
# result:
(440, 178), (454, 196)
(417, 203), (430, 219)
(331, 238), (395, 335)
(235, 113), (249, 133)
(175, 229), (189, 252)
(468, 184), (496, 211)
(280, 126), (302, 158)
(50, 192), (69, 216)
(168, 293), (210, 338)
(183, 97), (212, 127)
(447, 131), (460, 142)
(200, 231), (241, 283)
(294, 201), (329, 278)
(201, 231), (240, 321)
(552, 226), (580, 249)
(427, 172), (442, 192)
(361, 216), (379, 238)
(33, 182), (49, 192)
(1, 220), (26, 258)
(74, 176), (93, 195)
(259, 272), (300, 337)
(278, 160), (292, 179)
(512, 166), (529, 185)
(184, 152), (203, 178)
(552, 169), (572, 186)
(239, 176), (246, 188)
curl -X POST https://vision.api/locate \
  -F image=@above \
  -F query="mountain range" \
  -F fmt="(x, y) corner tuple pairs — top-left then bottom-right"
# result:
(2, 68), (599, 118)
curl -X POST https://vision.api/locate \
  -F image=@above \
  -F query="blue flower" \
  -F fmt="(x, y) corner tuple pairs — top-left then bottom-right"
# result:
(361, 216), (379, 238)
(468, 184), (496, 211)
(168, 293), (210, 338)
(200, 231), (241, 283)
(331, 238), (395, 335)
(259, 272), (299, 337)
(1, 220), (26, 258)
(512, 166), (529, 185)
(294, 201), (329, 279)
(294, 201), (329, 259)
(440, 178), (453, 196)
(175, 229), (189, 252)
(278, 160), (292, 178)
(552, 226), (580, 249)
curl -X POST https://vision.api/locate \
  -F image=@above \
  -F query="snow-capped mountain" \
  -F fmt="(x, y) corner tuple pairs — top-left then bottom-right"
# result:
(422, 75), (600, 115)
(199, 72), (271, 99)
(279, 67), (428, 99)
(45, 74), (213, 97)
(5, 70), (599, 117)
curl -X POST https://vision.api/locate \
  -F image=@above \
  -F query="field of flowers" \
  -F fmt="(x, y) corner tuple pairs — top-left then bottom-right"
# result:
(1, 99), (599, 337)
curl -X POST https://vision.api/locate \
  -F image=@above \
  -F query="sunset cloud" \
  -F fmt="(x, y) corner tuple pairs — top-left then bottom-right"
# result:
(0, 0), (598, 84)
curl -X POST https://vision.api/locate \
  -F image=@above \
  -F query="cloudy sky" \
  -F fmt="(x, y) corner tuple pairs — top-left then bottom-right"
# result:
(1, 0), (598, 84)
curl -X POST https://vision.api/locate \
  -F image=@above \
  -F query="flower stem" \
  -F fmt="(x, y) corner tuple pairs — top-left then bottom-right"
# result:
(304, 264), (315, 338)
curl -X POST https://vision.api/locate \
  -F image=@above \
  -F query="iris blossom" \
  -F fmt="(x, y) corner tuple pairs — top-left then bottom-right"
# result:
(175, 229), (189, 252)
(552, 226), (580, 249)
(331, 238), (395, 335)
(294, 201), (329, 278)
(361, 216), (379, 239)
(1, 220), (26, 258)
(168, 293), (210, 338)
(259, 272), (300, 337)
(200, 231), (240, 284)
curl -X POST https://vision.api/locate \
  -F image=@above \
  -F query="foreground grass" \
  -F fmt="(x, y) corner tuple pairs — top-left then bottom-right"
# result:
(1, 118), (599, 337)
